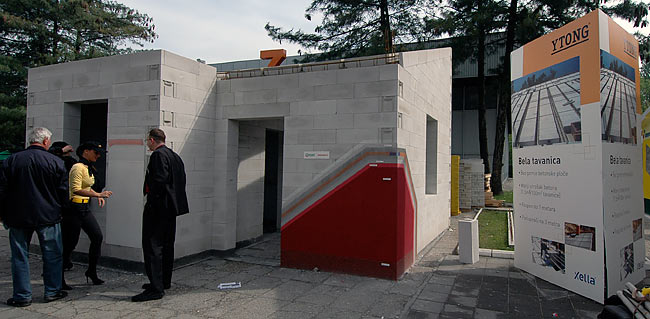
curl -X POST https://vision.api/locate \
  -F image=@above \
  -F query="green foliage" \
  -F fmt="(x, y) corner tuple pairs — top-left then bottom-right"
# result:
(0, 106), (25, 152)
(0, 0), (157, 151)
(478, 210), (513, 251)
(265, 0), (429, 61)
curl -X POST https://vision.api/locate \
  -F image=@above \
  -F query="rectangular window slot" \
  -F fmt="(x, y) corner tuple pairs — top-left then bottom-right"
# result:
(426, 115), (438, 194)
(382, 178), (392, 181)
(380, 263), (390, 267)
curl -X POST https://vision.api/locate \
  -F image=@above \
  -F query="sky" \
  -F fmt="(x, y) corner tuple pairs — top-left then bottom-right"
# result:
(119, 0), (649, 64)
(119, 0), (319, 63)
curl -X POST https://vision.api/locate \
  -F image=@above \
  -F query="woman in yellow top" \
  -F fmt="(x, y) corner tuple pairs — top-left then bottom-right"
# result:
(62, 141), (112, 288)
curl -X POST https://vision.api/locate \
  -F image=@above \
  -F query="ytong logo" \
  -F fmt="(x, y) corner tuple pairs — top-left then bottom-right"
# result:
(551, 24), (590, 55)
(624, 39), (637, 59)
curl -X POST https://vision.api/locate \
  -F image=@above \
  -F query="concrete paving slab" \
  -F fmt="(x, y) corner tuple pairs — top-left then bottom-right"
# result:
(0, 210), (616, 318)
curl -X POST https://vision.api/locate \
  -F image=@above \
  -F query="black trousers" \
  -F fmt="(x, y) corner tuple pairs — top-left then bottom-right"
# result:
(142, 204), (176, 293)
(61, 202), (103, 273)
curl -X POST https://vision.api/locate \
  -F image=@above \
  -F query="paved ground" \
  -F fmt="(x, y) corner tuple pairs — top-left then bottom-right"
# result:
(0, 213), (645, 318)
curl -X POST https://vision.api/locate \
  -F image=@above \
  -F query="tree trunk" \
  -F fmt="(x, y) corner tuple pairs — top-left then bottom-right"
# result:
(379, 0), (392, 53)
(490, 0), (517, 195)
(477, 1), (490, 174)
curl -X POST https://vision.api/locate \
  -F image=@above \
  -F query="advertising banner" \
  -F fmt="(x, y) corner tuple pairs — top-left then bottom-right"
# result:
(511, 10), (644, 303)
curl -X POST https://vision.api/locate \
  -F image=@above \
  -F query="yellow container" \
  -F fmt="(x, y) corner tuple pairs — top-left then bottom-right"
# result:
(451, 155), (461, 216)
(642, 111), (650, 215)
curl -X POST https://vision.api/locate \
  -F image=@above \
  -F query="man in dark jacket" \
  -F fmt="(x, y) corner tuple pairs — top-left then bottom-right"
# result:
(0, 127), (68, 307)
(132, 128), (189, 302)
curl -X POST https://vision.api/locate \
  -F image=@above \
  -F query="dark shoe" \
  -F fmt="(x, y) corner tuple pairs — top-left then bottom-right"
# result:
(44, 291), (68, 303)
(62, 280), (73, 290)
(63, 261), (73, 271)
(131, 290), (164, 302)
(6, 298), (31, 307)
(85, 270), (105, 285)
(141, 283), (170, 290)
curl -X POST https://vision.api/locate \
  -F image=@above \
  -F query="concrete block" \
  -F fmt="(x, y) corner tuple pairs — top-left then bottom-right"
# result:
(296, 129), (336, 144)
(353, 113), (397, 129)
(381, 96), (397, 112)
(296, 158), (334, 173)
(190, 87), (215, 105)
(299, 70), (337, 87)
(128, 50), (162, 67)
(234, 89), (277, 105)
(354, 80), (397, 98)
(161, 66), (198, 88)
(108, 96), (152, 113)
(198, 62), (217, 77)
(285, 116), (314, 130)
(223, 102), (290, 120)
(479, 248), (492, 257)
(314, 83), (354, 100)
(458, 218), (479, 264)
(107, 65), (154, 85)
(263, 74), (299, 89)
(317, 143), (356, 159)
(44, 74), (73, 91)
(216, 79), (231, 93)
(283, 172), (313, 187)
(291, 100), (337, 115)
(197, 74), (216, 92)
(113, 81), (159, 98)
(159, 96), (198, 115)
(216, 92), (234, 106)
(283, 144), (313, 159)
(379, 64), (399, 81)
(230, 77), (266, 92)
(336, 67), (379, 84)
(277, 87), (314, 102)
(492, 250), (514, 259)
(127, 111), (159, 127)
(32, 91), (61, 105)
(27, 103), (64, 117)
(27, 78), (50, 93)
(314, 114), (353, 129)
(336, 97), (380, 114)
(336, 128), (379, 144)
(162, 50), (200, 75)
(108, 112), (128, 127)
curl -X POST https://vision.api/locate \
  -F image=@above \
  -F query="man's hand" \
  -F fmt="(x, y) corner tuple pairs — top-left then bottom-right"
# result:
(98, 197), (106, 208)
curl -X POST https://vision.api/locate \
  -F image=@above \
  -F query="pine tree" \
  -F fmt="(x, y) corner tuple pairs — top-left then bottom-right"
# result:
(0, 0), (157, 152)
(265, 0), (429, 61)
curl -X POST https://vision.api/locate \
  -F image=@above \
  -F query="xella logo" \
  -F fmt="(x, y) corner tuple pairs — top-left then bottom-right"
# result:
(551, 24), (590, 55)
(624, 39), (637, 59)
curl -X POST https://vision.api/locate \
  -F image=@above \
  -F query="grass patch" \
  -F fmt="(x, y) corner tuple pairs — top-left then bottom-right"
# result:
(494, 191), (513, 203)
(478, 210), (513, 251)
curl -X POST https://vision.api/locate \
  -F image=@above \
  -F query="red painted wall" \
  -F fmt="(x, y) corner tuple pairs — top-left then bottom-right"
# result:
(281, 164), (415, 280)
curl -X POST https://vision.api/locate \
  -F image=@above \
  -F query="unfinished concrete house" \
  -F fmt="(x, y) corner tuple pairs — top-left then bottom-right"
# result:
(26, 48), (451, 279)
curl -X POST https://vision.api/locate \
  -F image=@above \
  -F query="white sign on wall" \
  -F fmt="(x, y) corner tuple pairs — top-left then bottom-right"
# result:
(304, 151), (330, 160)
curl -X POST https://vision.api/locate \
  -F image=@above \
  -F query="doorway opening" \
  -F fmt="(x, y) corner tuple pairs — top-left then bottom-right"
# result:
(263, 129), (283, 233)
(79, 102), (108, 191)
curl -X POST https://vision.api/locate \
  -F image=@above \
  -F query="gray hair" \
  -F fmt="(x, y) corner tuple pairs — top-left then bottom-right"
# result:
(28, 127), (52, 144)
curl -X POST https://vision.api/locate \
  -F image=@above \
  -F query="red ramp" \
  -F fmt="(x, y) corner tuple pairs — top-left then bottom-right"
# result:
(281, 148), (416, 280)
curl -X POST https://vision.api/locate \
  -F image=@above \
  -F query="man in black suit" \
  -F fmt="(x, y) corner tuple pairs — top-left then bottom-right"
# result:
(132, 128), (189, 302)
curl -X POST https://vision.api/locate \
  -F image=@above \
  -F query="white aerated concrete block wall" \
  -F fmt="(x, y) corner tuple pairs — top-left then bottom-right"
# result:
(159, 51), (218, 258)
(27, 50), (221, 261)
(397, 48), (453, 253)
(217, 60), (399, 226)
(27, 51), (163, 261)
